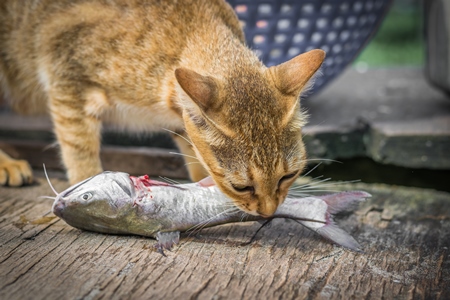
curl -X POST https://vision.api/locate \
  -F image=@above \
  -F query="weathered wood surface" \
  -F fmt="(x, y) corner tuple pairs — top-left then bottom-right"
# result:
(1, 177), (449, 299)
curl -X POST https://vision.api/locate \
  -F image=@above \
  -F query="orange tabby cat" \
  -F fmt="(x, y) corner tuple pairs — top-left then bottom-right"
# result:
(0, 0), (324, 216)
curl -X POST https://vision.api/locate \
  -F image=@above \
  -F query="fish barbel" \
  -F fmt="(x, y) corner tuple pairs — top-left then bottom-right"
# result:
(51, 171), (370, 253)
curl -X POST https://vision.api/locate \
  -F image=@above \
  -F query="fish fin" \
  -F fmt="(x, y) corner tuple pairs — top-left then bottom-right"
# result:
(155, 231), (180, 256)
(316, 221), (363, 252)
(320, 191), (371, 214)
(198, 176), (215, 187)
(316, 191), (369, 252)
(299, 191), (369, 252)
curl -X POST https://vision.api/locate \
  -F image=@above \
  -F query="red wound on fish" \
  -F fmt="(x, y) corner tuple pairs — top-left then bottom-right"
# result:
(130, 175), (176, 205)
(130, 175), (172, 189)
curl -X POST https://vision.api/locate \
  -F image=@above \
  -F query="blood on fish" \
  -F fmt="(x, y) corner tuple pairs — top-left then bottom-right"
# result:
(131, 175), (172, 189)
(130, 175), (176, 206)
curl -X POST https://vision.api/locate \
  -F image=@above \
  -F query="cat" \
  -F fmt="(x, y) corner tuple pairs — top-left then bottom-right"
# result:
(0, 0), (324, 216)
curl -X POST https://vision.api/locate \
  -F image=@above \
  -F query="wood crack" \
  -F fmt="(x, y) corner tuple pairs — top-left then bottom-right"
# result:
(189, 273), (216, 299)
(2, 236), (62, 287)
(306, 255), (340, 299)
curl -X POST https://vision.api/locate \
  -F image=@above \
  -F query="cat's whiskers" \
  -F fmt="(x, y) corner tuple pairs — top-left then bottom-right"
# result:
(158, 176), (182, 185)
(301, 181), (360, 190)
(289, 175), (361, 197)
(218, 204), (240, 210)
(292, 178), (360, 190)
(184, 161), (202, 167)
(291, 177), (332, 190)
(162, 128), (194, 147)
(239, 211), (249, 222)
(301, 121), (327, 139)
(288, 160), (346, 196)
(303, 158), (343, 164)
(300, 162), (323, 178)
(288, 190), (341, 197)
(169, 151), (199, 161)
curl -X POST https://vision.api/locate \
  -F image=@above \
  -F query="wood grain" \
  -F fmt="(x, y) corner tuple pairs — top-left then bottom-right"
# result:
(0, 178), (449, 299)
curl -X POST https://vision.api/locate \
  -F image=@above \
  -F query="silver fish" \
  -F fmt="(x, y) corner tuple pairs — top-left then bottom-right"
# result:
(50, 171), (370, 253)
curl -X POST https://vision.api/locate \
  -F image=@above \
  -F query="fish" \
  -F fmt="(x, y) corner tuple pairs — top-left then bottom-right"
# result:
(49, 171), (370, 254)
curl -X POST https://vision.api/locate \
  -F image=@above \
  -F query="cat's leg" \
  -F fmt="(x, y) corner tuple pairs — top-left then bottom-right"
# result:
(171, 132), (208, 182)
(0, 149), (33, 186)
(48, 88), (106, 185)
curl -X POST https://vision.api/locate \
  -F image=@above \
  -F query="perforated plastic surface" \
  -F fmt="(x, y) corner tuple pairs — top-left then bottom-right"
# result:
(226, 0), (392, 93)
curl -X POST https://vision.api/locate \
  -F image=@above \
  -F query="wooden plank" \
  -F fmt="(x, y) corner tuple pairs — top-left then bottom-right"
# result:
(0, 178), (449, 299)
(0, 139), (189, 179)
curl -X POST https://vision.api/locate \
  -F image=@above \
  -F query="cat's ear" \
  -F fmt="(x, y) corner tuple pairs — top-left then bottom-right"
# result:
(268, 49), (325, 97)
(175, 68), (219, 114)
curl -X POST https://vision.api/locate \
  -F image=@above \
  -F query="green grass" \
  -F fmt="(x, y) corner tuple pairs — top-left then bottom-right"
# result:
(354, 2), (424, 67)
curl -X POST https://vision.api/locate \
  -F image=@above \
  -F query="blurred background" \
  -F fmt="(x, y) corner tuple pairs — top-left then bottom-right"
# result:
(354, 0), (422, 68)
(304, 0), (450, 191)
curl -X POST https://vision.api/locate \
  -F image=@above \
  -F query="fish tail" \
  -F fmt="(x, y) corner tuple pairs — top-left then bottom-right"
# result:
(316, 221), (363, 252)
(313, 191), (370, 252)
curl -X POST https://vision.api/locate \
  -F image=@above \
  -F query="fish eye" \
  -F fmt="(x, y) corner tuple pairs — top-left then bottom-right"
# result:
(81, 192), (93, 201)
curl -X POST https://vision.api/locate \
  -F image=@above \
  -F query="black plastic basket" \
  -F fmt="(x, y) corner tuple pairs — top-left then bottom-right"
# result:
(226, 0), (393, 94)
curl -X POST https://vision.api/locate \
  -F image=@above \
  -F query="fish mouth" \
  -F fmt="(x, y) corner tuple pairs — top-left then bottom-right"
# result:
(52, 198), (66, 218)
(50, 175), (98, 219)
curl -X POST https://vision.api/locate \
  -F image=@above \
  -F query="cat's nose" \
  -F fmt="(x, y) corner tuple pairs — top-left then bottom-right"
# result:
(257, 200), (278, 217)
(257, 212), (272, 218)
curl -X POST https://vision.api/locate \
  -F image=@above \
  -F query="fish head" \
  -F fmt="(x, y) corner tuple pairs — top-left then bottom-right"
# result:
(52, 171), (135, 233)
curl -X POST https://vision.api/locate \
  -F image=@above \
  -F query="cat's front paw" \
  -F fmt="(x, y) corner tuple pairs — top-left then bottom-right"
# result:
(0, 159), (34, 186)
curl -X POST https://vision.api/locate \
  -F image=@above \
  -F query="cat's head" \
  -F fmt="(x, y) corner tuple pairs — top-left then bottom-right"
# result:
(176, 50), (325, 216)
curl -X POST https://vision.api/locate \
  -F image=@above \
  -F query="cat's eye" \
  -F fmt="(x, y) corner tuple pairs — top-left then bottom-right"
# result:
(279, 171), (299, 183)
(81, 192), (93, 201)
(232, 185), (255, 194)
